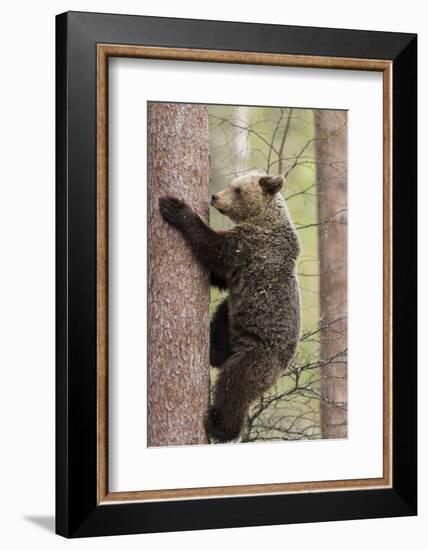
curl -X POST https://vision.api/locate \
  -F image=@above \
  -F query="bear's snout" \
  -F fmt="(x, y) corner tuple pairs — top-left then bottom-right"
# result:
(211, 194), (218, 205)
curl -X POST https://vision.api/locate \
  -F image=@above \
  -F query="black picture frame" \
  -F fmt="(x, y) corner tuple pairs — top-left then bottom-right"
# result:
(56, 11), (417, 538)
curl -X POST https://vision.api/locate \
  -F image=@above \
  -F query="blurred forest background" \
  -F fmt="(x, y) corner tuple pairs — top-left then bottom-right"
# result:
(148, 102), (347, 446)
(207, 105), (348, 443)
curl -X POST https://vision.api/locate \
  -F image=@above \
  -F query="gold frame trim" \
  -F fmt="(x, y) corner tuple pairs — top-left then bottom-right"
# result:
(96, 44), (393, 505)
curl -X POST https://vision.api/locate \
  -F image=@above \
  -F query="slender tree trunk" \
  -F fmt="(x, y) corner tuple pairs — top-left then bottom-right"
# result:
(147, 103), (210, 446)
(278, 108), (293, 176)
(233, 106), (248, 176)
(315, 110), (348, 439)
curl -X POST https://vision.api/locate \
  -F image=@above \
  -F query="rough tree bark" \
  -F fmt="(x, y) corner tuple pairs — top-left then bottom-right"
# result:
(147, 103), (210, 446)
(315, 110), (348, 439)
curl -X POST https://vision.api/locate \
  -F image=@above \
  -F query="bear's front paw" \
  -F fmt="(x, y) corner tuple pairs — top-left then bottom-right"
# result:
(159, 196), (188, 226)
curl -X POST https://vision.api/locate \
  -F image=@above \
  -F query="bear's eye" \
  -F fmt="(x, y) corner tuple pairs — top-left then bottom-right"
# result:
(235, 187), (241, 195)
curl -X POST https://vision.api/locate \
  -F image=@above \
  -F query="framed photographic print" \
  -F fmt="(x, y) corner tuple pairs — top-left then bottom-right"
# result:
(56, 11), (417, 538)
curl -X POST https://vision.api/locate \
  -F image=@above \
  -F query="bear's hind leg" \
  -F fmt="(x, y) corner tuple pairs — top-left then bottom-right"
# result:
(210, 298), (232, 368)
(206, 349), (279, 442)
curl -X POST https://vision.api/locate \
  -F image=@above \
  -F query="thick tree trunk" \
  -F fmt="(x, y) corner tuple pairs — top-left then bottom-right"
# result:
(315, 110), (348, 439)
(147, 103), (210, 446)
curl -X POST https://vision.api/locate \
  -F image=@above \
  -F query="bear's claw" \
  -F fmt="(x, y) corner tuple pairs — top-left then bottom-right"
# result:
(159, 196), (187, 225)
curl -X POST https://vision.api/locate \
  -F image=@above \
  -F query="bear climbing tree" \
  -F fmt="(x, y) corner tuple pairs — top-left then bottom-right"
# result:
(147, 102), (210, 446)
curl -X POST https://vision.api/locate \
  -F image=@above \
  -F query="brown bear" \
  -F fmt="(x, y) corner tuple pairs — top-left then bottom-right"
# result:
(159, 171), (301, 443)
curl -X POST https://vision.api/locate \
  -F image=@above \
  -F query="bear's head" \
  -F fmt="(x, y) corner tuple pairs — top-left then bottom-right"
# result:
(211, 171), (287, 226)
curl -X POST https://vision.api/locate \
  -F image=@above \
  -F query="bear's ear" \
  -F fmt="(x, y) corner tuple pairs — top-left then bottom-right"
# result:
(259, 175), (284, 195)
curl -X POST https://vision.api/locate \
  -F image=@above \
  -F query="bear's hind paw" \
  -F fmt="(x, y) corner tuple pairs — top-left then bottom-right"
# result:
(205, 406), (241, 443)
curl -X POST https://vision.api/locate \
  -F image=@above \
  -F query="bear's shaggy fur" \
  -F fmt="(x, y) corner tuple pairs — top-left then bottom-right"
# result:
(159, 171), (301, 443)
